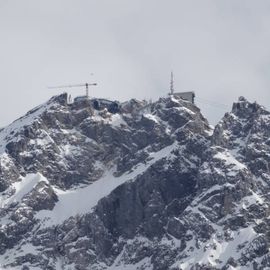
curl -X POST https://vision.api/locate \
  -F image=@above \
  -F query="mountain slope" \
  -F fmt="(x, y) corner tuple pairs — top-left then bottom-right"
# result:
(0, 94), (269, 269)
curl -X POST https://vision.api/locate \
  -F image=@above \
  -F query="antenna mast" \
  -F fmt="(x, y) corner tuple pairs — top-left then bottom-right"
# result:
(170, 71), (174, 95)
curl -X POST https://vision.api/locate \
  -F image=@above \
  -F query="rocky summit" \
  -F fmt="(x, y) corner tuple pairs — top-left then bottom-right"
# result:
(0, 93), (269, 270)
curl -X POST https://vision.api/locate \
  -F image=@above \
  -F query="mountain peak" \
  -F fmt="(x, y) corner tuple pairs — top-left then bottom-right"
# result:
(48, 92), (68, 106)
(232, 96), (265, 119)
(0, 94), (270, 269)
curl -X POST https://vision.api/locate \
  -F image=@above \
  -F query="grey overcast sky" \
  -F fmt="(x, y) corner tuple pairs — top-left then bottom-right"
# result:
(0, 0), (270, 126)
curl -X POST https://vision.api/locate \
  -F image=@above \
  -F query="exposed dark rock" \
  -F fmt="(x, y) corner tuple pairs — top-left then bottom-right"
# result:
(0, 94), (269, 269)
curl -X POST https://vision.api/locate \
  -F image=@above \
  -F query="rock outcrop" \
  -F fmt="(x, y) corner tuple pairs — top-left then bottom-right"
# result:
(0, 94), (269, 269)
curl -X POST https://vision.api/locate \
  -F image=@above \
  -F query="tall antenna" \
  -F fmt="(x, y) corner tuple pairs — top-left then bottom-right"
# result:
(170, 71), (174, 95)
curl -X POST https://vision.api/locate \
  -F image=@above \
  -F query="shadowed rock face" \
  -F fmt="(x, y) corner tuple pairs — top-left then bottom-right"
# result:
(0, 94), (270, 269)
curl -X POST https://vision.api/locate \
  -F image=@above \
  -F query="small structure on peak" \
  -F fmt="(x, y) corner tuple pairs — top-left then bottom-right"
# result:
(174, 91), (195, 104)
(74, 95), (89, 103)
(168, 72), (195, 104)
(91, 98), (120, 114)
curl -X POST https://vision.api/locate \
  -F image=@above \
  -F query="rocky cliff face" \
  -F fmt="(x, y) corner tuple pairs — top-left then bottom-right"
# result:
(0, 93), (269, 269)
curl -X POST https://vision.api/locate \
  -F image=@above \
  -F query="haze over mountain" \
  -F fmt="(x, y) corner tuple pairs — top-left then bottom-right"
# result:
(1, 0), (270, 126)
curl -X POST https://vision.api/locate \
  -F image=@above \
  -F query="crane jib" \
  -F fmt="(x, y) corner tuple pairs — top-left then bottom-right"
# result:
(48, 82), (97, 97)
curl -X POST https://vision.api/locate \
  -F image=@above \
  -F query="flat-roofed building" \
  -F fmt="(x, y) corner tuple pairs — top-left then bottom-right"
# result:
(174, 91), (195, 104)
(168, 72), (195, 104)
